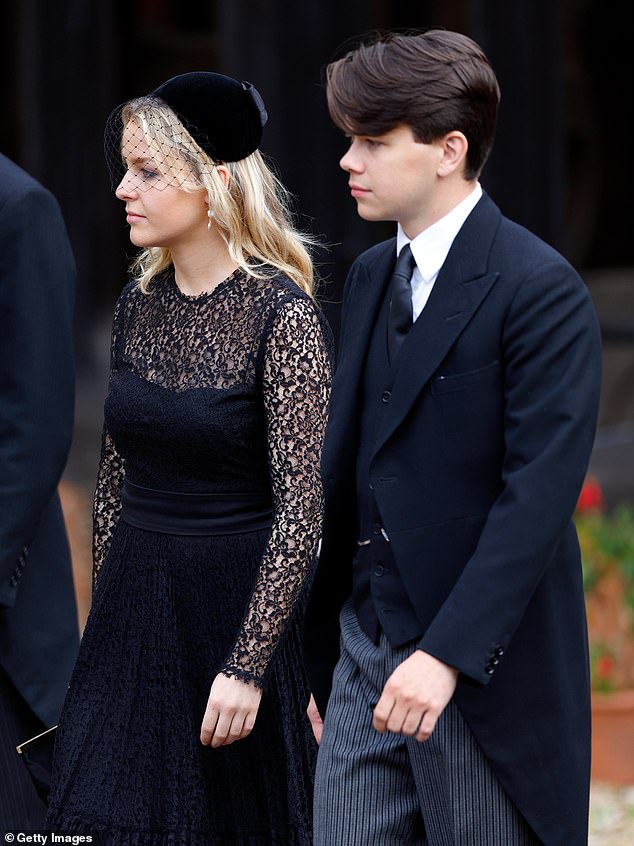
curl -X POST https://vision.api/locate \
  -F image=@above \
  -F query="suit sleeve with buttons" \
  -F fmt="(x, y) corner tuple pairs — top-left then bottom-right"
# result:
(418, 259), (601, 684)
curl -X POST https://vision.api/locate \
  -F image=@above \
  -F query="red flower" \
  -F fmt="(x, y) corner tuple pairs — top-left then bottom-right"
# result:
(576, 477), (605, 513)
(596, 654), (615, 679)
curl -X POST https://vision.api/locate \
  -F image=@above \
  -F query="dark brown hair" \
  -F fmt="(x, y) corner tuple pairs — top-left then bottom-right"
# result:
(326, 29), (501, 180)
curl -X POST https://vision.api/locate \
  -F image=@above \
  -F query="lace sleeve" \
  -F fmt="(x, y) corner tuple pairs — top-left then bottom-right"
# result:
(220, 296), (333, 686)
(92, 289), (129, 591)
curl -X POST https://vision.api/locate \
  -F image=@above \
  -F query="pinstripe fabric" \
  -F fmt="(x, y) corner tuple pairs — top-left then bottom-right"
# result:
(314, 602), (541, 846)
(0, 666), (47, 830)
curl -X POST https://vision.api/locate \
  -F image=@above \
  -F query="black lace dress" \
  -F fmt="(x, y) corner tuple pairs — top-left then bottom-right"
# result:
(46, 267), (333, 845)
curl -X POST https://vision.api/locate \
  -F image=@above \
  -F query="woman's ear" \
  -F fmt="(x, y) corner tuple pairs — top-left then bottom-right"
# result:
(214, 164), (231, 189)
(437, 131), (469, 178)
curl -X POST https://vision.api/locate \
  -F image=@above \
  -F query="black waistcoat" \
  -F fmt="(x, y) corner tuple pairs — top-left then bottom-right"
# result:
(353, 281), (422, 646)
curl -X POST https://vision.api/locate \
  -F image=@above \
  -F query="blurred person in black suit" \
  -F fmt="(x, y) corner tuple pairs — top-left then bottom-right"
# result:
(0, 153), (78, 828)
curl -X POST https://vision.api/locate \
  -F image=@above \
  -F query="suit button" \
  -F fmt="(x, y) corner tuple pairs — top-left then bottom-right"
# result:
(369, 483), (374, 492)
(495, 646), (504, 657)
(381, 390), (391, 403)
(9, 576), (17, 587)
(374, 565), (384, 577)
(485, 665), (494, 675)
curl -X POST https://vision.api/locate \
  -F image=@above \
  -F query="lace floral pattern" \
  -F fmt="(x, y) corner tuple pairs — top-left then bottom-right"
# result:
(92, 267), (333, 684)
(92, 288), (129, 589)
(222, 291), (330, 683)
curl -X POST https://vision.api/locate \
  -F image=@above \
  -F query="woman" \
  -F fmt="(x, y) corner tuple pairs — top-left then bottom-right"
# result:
(46, 72), (332, 844)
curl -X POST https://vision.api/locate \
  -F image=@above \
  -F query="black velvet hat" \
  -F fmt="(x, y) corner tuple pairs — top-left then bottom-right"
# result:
(104, 71), (268, 191)
(151, 71), (268, 163)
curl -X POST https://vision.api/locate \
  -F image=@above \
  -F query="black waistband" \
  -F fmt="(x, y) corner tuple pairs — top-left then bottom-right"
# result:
(121, 480), (273, 536)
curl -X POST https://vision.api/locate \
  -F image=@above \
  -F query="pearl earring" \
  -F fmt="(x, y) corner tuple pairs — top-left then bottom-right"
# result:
(207, 209), (214, 231)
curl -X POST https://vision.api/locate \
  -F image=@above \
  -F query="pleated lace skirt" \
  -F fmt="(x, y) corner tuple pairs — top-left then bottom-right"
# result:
(46, 521), (316, 845)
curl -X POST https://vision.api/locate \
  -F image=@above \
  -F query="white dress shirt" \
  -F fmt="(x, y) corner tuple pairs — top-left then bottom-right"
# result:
(396, 183), (483, 321)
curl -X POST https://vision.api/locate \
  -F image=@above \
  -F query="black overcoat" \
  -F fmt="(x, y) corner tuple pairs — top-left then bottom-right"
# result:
(0, 153), (78, 729)
(305, 193), (602, 846)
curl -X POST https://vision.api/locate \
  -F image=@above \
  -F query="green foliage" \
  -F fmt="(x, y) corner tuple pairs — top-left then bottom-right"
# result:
(589, 642), (619, 693)
(576, 506), (634, 611)
(575, 500), (634, 690)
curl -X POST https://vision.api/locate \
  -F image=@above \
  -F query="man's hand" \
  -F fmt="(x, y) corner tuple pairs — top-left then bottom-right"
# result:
(200, 673), (262, 748)
(307, 694), (324, 745)
(373, 649), (458, 742)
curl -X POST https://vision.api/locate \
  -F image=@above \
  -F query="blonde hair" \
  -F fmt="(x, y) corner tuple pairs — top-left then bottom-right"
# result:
(120, 97), (317, 296)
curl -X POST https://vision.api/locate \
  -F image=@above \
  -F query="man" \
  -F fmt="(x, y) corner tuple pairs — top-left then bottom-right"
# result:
(304, 30), (602, 845)
(0, 153), (78, 828)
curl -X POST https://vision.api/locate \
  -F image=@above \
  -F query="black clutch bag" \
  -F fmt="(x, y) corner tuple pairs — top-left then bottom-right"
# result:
(16, 724), (57, 805)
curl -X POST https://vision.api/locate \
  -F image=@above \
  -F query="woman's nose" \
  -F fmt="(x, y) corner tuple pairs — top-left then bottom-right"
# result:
(115, 171), (137, 200)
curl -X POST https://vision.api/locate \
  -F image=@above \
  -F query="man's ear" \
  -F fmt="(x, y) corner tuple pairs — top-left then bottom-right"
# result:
(437, 131), (469, 177)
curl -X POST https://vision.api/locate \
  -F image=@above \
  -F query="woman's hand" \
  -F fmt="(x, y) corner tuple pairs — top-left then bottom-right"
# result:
(307, 694), (323, 745)
(200, 673), (263, 748)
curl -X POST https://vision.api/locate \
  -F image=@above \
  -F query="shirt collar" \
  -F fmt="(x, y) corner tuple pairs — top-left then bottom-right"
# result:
(396, 183), (483, 282)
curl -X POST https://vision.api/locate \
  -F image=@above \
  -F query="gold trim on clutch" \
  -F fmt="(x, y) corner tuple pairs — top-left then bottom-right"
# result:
(16, 725), (57, 754)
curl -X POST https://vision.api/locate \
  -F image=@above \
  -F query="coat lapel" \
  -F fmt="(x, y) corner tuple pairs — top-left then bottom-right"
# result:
(326, 240), (395, 446)
(374, 194), (502, 454)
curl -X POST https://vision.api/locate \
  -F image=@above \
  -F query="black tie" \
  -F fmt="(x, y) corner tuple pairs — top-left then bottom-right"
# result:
(387, 244), (416, 364)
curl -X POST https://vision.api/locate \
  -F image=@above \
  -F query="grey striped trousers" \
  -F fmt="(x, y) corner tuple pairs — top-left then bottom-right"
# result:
(314, 601), (540, 845)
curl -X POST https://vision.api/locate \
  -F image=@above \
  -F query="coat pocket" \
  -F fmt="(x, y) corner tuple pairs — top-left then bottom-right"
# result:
(433, 360), (504, 462)
(432, 360), (502, 394)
